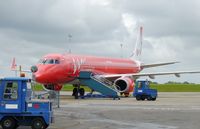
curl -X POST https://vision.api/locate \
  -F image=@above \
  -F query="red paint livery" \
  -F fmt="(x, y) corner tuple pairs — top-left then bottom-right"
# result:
(33, 53), (139, 93)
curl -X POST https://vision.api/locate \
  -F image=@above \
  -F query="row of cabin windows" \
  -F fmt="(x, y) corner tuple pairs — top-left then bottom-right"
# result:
(39, 59), (60, 64)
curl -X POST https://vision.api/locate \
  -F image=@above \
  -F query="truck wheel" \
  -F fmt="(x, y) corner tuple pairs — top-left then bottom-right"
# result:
(136, 95), (141, 101)
(141, 96), (145, 101)
(31, 117), (47, 129)
(147, 96), (152, 101)
(151, 97), (157, 101)
(1, 117), (16, 129)
(14, 124), (19, 129)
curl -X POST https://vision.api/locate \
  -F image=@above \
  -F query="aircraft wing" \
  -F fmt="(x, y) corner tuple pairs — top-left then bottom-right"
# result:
(141, 61), (179, 69)
(98, 71), (200, 79)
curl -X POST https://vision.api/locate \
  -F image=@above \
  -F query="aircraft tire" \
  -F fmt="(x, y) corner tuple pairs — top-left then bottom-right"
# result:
(151, 97), (156, 101)
(74, 91), (79, 99)
(72, 88), (79, 99)
(79, 88), (85, 97)
(72, 88), (78, 96)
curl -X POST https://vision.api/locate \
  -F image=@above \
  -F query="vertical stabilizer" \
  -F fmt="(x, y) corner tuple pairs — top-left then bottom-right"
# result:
(130, 26), (143, 61)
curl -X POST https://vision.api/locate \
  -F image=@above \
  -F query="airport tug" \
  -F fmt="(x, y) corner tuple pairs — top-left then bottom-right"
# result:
(133, 80), (157, 101)
(0, 77), (53, 129)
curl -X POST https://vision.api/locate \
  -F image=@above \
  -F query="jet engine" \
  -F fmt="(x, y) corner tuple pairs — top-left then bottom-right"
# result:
(114, 77), (134, 93)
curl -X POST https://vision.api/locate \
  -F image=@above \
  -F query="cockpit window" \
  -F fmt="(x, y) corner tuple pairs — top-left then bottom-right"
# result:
(55, 60), (60, 64)
(45, 59), (54, 64)
(38, 59), (47, 64)
(39, 59), (60, 64)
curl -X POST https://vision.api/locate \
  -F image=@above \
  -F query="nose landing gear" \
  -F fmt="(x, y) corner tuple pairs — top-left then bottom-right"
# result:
(72, 84), (85, 99)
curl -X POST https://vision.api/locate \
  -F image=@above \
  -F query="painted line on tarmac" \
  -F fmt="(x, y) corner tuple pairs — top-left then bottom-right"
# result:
(59, 104), (200, 111)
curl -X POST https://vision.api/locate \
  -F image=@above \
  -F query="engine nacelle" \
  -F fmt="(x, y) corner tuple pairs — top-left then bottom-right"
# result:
(114, 77), (134, 93)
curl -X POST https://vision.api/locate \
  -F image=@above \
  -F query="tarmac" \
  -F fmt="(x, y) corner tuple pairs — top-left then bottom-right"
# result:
(7, 92), (200, 129)
(49, 92), (200, 129)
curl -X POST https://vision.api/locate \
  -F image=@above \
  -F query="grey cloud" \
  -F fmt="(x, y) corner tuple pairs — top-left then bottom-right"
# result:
(112, 0), (200, 38)
(0, 0), (128, 44)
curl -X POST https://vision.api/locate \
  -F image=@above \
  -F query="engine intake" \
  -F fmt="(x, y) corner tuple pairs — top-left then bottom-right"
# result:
(114, 77), (134, 93)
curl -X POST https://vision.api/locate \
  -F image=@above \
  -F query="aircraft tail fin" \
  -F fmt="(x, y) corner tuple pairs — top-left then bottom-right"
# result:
(130, 26), (143, 61)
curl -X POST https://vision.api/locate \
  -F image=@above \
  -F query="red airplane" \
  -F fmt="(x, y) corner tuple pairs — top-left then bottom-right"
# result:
(30, 27), (200, 97)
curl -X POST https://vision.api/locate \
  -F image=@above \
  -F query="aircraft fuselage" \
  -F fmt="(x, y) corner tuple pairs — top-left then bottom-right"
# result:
(33, 53), (141, 85)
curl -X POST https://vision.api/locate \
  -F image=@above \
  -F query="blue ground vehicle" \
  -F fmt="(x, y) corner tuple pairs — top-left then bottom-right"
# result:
(133, 80), (157, 101)
(0, 77), (53, 129)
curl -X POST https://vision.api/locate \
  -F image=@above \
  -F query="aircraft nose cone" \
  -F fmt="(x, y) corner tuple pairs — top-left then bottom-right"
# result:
(31, 65), (38, 73)
(33, 73), (44, 83)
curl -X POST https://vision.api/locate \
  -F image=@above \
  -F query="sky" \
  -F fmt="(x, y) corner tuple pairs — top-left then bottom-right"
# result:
(0, 0), (200, 83)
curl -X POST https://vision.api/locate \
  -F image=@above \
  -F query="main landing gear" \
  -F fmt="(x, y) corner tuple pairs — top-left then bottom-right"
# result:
(72, 84), (85, 99)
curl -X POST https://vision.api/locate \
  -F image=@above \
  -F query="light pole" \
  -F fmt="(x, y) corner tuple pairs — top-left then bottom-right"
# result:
(68, 34), (72, 53)
(120, 43), (123, 58)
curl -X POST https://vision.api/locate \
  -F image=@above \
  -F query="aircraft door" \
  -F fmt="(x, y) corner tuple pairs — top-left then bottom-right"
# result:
(67, 62), (74, 75)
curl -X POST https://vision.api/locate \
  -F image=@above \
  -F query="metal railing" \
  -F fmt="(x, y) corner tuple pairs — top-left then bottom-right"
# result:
(30, 82), (60, 108)
(91, 75), (121, 92)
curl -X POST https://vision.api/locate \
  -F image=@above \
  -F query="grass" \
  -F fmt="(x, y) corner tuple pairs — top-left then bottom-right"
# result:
(149, 84), (200, 92)
(32, 83), (200, 92)
(32, 84), (91, 91)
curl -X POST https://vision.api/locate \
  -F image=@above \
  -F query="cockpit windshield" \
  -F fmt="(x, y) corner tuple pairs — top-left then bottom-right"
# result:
(38, 59), (60, 64)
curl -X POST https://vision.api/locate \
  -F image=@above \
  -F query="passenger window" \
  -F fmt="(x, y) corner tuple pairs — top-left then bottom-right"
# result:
(55, 60), (60, 64)
(3, 82), (18, 100)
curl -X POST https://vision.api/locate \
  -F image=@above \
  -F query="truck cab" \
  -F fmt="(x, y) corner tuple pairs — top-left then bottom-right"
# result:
(133, 80), (157, 101)
(0, 77), (53, 129)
